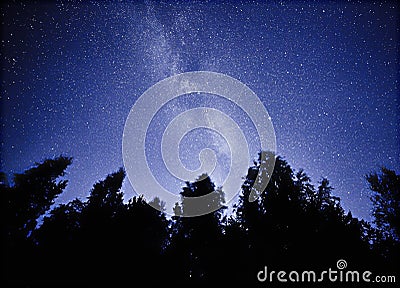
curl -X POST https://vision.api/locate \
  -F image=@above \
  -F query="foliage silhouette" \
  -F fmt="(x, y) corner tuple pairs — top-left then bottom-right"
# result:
(166, 174), (226, 284)
(367, 167), (400, 241)
(4, 156), (72, 239)
(366, 167), (400, 274)
(1, 154), (399, 287)
(2, 156), (72, 286)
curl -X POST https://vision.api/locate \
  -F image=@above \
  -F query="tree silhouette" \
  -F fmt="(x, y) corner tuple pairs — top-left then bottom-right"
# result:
(167, 174), (226, 284)
(3, 156), (72, 240)
(34, 167), (169, 286)
(2, 154), (399, 286)
(367, 167), (400, 241)
(225, 153), (375, 286)
(1, 156), (72, 285)
(366, 167), (400, 275)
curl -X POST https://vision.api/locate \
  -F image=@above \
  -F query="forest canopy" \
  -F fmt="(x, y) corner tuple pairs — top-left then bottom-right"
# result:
(1, 154), (399, 286)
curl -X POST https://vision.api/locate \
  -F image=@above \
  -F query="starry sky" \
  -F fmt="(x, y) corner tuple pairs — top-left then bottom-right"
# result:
(1, 0), (399, 220)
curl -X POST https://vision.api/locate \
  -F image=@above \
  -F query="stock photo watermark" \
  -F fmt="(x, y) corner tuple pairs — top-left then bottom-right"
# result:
(257, 259), (396, 284)
(122, 71), (276, 217)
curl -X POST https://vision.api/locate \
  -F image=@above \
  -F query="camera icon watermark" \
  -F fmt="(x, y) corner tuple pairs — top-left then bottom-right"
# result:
(122, 71), (276, 217)
(257, 259), (396, 284)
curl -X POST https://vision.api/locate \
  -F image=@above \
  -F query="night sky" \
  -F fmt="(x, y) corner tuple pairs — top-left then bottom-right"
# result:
(1, 1), (399, 220)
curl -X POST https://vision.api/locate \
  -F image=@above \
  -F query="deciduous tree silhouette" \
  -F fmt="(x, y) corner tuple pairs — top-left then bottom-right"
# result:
(366, 167), (400, 274)
(167, 174), (226, 284)
(367, 167), (400, 241)
(226, 153), (373, 286)
(34, 167), (169, 285)
(2, 154), (399, 286)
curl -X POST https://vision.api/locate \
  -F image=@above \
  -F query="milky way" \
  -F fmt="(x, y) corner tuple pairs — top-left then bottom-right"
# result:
(1, 1), (399, 220)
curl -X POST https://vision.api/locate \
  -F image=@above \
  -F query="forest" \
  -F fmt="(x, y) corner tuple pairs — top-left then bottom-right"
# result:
(1, 153), (399, 287)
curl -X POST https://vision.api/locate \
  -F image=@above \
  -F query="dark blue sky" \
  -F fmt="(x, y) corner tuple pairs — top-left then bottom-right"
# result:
(1, 0), (399, 220)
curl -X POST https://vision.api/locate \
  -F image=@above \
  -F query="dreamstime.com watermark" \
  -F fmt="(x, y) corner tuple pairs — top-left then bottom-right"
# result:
(257, 259), (396, 284)
(122, 71), (276, 217)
